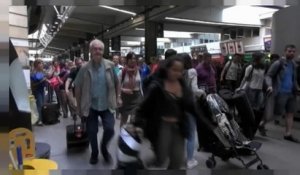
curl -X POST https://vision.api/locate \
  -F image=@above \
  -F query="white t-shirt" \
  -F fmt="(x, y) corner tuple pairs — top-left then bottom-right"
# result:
(245, 65), (265, 90)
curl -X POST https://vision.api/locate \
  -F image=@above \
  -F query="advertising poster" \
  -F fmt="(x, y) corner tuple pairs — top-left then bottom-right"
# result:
(228, 42), (236, 54)
(220, 42), (228, 55)
(264, 37), (272, 52)
(235, 41), (244, 54)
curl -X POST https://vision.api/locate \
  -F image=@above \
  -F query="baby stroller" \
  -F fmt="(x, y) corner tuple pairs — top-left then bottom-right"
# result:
(196, 94), (269, 169)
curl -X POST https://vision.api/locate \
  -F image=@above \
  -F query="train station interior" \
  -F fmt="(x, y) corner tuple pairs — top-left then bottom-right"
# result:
(6, 0), (300, 175)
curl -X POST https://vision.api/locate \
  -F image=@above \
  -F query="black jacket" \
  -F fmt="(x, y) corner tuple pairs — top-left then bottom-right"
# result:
(134, 78), (200, 146)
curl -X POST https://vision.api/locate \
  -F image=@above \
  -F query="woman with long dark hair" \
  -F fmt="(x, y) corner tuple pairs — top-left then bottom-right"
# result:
(119, 52), (143, 127)
(179, 53), (205, 169)
(135, 55), (199, 169)
(239, 52), (266, 110)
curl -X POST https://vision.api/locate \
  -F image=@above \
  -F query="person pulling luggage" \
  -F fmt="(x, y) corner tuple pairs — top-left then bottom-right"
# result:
(74, 39), (122, 164)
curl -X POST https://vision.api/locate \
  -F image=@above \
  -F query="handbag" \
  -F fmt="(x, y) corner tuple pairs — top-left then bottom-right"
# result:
(49, 76), (61, 88)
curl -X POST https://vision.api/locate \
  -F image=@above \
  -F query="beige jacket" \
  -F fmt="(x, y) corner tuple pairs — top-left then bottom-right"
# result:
(74, 59), (119, 117)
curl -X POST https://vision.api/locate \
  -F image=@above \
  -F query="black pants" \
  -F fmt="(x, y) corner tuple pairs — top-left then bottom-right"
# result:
(87, 109), (115, 158)
(226, 80), (238, 91)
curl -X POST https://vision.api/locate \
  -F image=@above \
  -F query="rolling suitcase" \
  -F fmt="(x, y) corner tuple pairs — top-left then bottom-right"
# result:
(41, 103), (60, 125)
(66, 116), (89, 149)
(232, 90), (256, 139)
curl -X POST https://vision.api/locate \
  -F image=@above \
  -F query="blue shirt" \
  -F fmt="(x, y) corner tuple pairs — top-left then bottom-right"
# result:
(140, 64), (150, 81)
(31, 71), (46, 93)
(91, 63), (108, 111)
(279, 61), (294, 93)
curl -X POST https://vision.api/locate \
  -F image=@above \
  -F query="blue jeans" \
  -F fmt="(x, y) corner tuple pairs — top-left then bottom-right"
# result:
(186, 113), (196, 161)
(33, 90), (45, 123)
(87, 108), (115, 158)
(247, 88), (264, 110)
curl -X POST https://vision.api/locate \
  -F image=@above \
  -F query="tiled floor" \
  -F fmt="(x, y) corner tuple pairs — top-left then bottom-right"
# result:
(33, 114), (300, 174)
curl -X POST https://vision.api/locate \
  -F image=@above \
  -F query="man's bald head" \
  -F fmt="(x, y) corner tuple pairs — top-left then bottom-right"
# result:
(89, 39), (105, 63)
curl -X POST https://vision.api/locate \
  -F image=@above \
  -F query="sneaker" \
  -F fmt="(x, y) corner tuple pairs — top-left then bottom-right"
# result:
(35, 121), (44, 126)
(187, 159), (198, 169)
(89, 156), (98, 165)
(258, 126), (267, 136)
(102, 152), (112, 164)
(284, 135), (300, 143)
(274, 120), (280, 125)
(101, 147), (112, 164)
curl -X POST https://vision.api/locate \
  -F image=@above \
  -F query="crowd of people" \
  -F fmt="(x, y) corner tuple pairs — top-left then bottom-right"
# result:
(30, 39), (300, 169)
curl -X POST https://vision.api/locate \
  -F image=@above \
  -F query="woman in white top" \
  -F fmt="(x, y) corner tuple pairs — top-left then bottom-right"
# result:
(119, 52), (143, 127)
(239, 52), (266, 111)
(181, 53), (206, 169)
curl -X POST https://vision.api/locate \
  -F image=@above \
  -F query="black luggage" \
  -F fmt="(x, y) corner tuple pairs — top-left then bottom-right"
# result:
(41, 103), (60, 125)
(66, 117), (89, 149)
(218, 89), (235, 106)
(232, 90), (256, 139)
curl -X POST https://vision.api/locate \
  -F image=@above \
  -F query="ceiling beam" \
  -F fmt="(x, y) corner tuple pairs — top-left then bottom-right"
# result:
(63, 23), (101, 33)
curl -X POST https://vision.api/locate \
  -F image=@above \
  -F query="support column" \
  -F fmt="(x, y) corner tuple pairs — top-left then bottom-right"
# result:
(103, 38), (110, 59)
(83, 40), (89, 61)
(271, 6), (300, 55)
(145, 20), (158, 64)
(111, 35), (121, 52)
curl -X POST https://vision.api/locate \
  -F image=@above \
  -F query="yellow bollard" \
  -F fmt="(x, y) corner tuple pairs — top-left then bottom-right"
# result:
(9, 158), (58, 175)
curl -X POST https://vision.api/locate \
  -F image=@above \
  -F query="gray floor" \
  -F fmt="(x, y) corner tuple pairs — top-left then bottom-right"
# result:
(33, 114), (300, 174)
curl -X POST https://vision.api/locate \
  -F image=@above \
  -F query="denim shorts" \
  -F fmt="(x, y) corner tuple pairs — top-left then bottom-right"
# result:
(274, 93), (297, 115)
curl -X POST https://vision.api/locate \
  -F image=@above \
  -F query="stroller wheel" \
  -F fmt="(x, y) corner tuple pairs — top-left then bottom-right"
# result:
(206, 158), (216, 169)
(262, 164), (269, 169)
(257, 164), (269, 170)
(221, 157), (229, 162)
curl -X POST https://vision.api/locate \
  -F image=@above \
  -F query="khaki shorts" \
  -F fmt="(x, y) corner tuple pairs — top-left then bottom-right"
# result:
(274, 93), (297, 115)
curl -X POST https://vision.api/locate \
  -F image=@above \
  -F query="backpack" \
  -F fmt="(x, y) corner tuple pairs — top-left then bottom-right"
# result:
(222, 60), (232, 80)
(262, 59), (284, 92)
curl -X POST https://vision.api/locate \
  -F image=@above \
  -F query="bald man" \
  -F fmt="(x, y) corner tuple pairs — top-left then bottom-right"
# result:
(74, 39), (122, 164)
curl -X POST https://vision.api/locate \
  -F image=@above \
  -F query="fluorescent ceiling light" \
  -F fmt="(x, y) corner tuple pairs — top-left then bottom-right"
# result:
(54, 21), (59, 24)
(99, 5), (136, 16)
(165, 17), (261, 27)
(157, 38), (171, 42)
(135, 28), (145, 31)
(164, 31), (192, 38)
(53, 6), (61, 16)
(126, 41), (141, 45)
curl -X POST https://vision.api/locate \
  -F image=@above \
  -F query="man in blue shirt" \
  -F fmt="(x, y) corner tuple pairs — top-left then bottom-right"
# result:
(266, 44), (299, 143)
(75, 39), (122, 164)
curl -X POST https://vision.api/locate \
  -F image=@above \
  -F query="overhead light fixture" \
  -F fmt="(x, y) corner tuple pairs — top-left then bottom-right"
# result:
(52, 25), (56, 28)
(46, 23), (49, 26)
(106, 29), (110, 32)
(135, 28), (145, 31)
(99, 5), (136, 16)
(131, 17), (134, 20)
(165, 17), (261, 27)
(54, 21), (59, 25)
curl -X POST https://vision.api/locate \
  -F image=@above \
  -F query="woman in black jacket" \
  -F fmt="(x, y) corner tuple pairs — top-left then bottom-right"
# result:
(135, 56), (199, 169)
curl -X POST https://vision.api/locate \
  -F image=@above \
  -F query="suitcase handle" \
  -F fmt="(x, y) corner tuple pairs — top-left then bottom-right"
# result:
(73, 116), (86, 131)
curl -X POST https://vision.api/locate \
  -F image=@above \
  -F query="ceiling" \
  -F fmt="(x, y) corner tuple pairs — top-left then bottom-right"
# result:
(28, 5), (286, 56)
